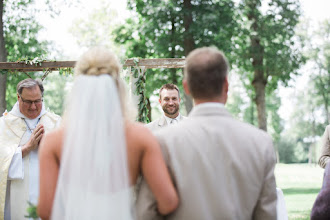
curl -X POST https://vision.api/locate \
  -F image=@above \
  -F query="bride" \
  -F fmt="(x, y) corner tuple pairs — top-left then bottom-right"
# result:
(37, 48), (179, 219)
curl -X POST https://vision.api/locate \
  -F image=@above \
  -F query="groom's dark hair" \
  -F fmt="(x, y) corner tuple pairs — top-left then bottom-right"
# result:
(184, 47), (229, 99)
(159, 83), (180, 99)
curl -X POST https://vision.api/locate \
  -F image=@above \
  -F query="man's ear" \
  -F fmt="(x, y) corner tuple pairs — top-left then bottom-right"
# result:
(222, 76), (229, 104)
(17, 93), (20, 100)
(159, 98), (161, 104)
(183, 79), (190, 95)
(224, 76), (229, 94)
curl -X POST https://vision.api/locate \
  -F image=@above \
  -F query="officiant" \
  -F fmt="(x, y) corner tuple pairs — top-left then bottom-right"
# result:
(0, 78), (61, 220)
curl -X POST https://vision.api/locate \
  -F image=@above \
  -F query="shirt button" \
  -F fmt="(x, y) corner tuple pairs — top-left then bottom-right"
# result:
(22, 127), (27, 131)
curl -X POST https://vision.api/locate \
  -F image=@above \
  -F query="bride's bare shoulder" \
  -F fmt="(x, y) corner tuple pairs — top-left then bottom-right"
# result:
(125, 122), (156, 142)
(126, 121), (149, 133)
(45, 127), (64, 142)
(40, 127), (64, 154)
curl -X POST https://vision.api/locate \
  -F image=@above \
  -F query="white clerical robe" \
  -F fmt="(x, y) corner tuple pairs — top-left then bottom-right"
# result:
(0, 102), (61, 220)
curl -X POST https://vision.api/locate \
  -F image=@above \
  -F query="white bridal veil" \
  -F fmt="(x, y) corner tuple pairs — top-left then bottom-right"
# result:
(51, 74), (133, 219)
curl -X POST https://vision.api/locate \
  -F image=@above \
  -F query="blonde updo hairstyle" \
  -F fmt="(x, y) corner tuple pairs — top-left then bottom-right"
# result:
(74, 47), (136, 121)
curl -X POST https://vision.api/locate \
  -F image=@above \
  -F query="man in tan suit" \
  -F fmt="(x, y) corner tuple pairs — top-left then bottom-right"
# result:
(318, 125), (330, 168)
(136, 47), (277, 220)
(146, 83), (186, 131)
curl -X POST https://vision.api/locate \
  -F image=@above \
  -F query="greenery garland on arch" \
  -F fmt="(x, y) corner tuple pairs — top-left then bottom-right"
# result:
(131, 58), (149, 123)
(4, 57), (74, 80)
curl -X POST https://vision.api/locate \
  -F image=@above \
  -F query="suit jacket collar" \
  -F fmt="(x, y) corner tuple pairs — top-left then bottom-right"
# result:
(157, 115), (167, 127)
(189, 103), (231, 118)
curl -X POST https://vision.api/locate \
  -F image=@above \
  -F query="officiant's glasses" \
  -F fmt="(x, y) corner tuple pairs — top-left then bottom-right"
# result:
(20, 96), (43, 106)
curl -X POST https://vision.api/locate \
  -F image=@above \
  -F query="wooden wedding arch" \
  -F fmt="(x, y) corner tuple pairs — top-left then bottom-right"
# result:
(0, 58), (186, 122)
(0, 59), (185, 71)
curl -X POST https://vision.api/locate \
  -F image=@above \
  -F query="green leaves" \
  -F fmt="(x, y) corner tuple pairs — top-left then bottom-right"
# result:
(58, 67), (74, 75)
(24, 201), (38, 219)
(17, 56), (48, 66)
(132, 66), (150, 123)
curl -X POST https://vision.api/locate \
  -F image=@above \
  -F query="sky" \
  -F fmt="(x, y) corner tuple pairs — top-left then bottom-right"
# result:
(36, 0), (130, 59)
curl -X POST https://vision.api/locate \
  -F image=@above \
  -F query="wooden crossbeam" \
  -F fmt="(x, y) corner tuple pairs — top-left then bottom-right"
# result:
(0, 58), (185, 72)
(124, 58), (185, 68)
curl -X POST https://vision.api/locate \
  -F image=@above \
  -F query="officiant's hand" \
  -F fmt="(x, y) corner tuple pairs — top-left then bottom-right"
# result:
(22, 124), (44, 157)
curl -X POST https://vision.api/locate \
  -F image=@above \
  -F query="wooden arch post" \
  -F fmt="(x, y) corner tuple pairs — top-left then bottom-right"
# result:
(123, 58), (185, 122)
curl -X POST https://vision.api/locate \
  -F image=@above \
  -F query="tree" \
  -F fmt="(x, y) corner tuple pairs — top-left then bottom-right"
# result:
(0, 0), (6, 114)
(69, 0), (121, 53)
(0, 0), (73, 113)
(43, 72), (72, 115)
(115, 0), (238, 116)
(236, 0), (304, 131)
(305, 20), (330, 124)
(0, 0), (50, 113)
(281, 81), (325, 163)
(226, 71), (283, 160)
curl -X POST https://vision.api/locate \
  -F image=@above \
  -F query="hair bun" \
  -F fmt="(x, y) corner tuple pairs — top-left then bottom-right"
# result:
(75, 47), (121, 78)
(86, 67), (99, 75)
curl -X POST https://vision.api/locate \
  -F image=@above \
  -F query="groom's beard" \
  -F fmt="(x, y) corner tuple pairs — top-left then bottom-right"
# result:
(162, 103), (179, 117)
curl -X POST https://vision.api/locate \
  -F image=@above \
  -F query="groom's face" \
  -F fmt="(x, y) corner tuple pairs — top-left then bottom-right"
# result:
(159, 89), (181, 118)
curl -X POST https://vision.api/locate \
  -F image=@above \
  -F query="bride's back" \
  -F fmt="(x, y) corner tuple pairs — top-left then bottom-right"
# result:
(38, 48), (178, 220)
(45, 121), (160, 186)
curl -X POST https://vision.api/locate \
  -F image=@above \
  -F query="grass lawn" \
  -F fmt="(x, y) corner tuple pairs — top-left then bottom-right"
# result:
(275, 163), (324, 220)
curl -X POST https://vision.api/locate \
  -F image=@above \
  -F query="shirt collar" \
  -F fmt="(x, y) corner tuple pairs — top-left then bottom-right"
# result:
(194, 102), (225, 109)
(164, 113), (181, 125)
(9, 101), (47, 120)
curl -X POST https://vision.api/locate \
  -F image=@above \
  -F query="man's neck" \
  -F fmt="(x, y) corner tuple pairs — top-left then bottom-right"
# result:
(25, 116), (39, 120)
(165, 113), (180, 119)
(194, 96), (226, 106)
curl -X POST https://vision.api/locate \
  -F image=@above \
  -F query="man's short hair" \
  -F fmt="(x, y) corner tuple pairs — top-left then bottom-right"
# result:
(184, 47), (229, 99)
(17, 78), (44, 96)
(159, 83), (180, 99)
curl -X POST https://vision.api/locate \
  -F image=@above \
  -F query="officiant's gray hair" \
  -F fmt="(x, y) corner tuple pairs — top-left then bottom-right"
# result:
(74, 47), (136, 121)
(17, 78), (44, 96)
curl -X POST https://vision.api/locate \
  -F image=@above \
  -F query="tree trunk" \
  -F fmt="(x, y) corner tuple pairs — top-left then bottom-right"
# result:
(183, 0), (194, 56)
(0, 0), (7, 114)
(247, 0), (267, 131)
(170, 14), (178, 86)
(310, 110), (317, 164)
(253, 79), (267, 131)
(248, 93), (255, 125)
(183, 0), (194, 114)
(318, 75), (330, 124)
(146, 97), (151, 122)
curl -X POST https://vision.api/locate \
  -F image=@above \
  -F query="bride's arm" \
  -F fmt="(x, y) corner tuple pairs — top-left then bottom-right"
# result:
(37, 130), (61, 220)
(140, 127), (179, 215)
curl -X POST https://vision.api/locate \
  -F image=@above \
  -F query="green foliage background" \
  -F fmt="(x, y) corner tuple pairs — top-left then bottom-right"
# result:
(1, 0), (329, 164)
(4, 0), (49, 110)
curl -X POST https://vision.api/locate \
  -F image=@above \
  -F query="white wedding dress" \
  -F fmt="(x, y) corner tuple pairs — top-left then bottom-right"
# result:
(51, 74), (134, 220)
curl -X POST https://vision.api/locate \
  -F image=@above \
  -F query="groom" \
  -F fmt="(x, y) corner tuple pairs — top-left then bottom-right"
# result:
(136, 47), (277, 219)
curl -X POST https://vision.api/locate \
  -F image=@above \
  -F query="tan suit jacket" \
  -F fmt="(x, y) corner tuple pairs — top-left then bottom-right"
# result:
(136, 104), (277, 220)
(145, 115), (186, 131)
(319, 125), (330, 168)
